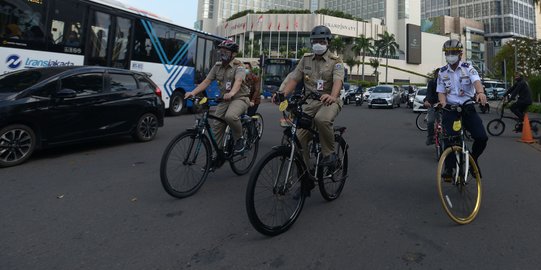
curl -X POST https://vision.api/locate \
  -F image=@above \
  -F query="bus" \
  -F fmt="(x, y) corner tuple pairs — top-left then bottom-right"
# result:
(262, 58), (299, 97)
(0, 0), (224, 115)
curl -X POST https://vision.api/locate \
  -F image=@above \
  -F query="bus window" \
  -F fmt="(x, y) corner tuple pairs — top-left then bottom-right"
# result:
(205, 39), (216, 70)
(88, 11), (111, 66)
(48, 0), (86, 54)
(0, 0), (46, 47)
(111, 17), (132, 69)
(195, 37), (205, 83)
(132, 19), (159, 63)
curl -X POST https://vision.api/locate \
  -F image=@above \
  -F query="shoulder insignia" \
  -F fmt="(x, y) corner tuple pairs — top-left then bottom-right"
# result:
(440, 65), (448, 72)
(303, 53), (314, 57)
(461, 62), (470, 68)
(215, 61), (222, 66)
(335, 63), (343, 69)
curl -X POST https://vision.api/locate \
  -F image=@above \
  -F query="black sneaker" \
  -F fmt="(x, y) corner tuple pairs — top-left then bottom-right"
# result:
(292, 175), (316, 200)
(234, 137), (246, 153)
(320, 153), (337, 167)
(442, 168), (453, 182)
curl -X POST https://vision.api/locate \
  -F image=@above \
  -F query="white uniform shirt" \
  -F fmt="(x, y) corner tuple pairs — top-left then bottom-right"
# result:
(436, 61), (481, 105)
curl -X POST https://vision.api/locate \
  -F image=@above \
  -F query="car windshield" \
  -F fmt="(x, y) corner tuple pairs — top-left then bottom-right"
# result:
(0, 69), (62, 93)
(372, 86), (392, 93)
(417, 88), (427, 95)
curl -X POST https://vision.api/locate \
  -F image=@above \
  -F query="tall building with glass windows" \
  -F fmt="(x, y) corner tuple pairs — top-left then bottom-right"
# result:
(421, 0), (537, 71)
(197, 0), (319, 33)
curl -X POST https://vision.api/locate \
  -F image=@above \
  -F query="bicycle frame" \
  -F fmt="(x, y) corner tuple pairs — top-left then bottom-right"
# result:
(441, 105), (471, 185)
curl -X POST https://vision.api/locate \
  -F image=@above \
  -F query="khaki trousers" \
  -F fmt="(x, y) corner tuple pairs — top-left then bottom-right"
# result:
(212, 97), (249, 148)
(297, 98), (342, 162)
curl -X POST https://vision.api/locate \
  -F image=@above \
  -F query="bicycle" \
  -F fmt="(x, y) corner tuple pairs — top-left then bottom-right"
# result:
(486, 100), (541, 139)
(436, 103), (482, 225)
(245, 92), (349, 236)
(160, 96), (261, 198)
(416, 111), (428, 131)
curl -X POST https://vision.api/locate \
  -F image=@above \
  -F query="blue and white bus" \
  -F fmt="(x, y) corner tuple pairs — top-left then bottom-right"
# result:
(0, 0), (223, 115)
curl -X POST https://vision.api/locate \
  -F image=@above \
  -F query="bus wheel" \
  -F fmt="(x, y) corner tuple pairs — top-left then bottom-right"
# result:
(168, 92), (185, 116)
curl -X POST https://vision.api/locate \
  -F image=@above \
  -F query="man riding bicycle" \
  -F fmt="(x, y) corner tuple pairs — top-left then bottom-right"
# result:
(186, 39), (250, 154)
(437, 39), (488, 176)
(504, 72), (533, 132)
(275, 25), (345, 168)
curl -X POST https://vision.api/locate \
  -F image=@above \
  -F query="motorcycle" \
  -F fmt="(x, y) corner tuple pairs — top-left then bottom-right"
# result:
(355, 93), (363, 106)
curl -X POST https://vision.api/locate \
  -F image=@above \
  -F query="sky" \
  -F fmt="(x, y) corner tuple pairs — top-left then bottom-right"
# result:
(117, 0), (198, 29)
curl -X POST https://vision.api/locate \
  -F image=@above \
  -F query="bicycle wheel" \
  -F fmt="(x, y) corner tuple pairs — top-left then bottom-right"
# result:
(253, 113), (264, 139)
(246, 147), (306, 236)
(416, 112), (428, 131)
(230, 122), (259, 175)
(529, 120), (541, 140)
(318, 136), (348, 201)
(436, 146), (482, 225)
(486, 119), (505, 136)
(160, 131), (211, 198)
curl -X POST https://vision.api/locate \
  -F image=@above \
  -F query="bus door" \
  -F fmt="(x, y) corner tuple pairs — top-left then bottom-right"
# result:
(85, 9), (132, 69)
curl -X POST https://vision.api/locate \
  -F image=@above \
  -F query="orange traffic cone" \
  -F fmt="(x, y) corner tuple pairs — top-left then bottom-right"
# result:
(519, 113), (536, 144)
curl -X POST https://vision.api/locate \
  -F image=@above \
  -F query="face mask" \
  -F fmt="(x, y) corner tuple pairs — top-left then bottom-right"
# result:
(445, 55), (459, 65)
(220, 52), (232, 62)
(312, 43), (327, 55)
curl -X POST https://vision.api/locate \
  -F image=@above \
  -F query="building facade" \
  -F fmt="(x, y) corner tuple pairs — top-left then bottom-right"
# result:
(219, 13), (450, 84)
(197, 0), (319, 33)
(421, 0), (537, 72)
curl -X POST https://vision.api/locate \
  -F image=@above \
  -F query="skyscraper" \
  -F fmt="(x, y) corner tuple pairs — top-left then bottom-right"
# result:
(197, 0), (317, 33)
(421, 0), (537, 72)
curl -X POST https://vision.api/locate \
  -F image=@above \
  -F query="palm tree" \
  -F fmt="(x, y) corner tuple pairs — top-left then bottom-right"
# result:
(345, 58), (357, 81)
(329, 36), (346, 56)
(376, 31), (400, 84)
(369, 58), (380, 83)
(352, 34), (374, 81)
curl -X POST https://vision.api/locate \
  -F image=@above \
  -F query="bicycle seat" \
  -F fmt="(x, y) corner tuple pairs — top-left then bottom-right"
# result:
(333, 126), (347, 133)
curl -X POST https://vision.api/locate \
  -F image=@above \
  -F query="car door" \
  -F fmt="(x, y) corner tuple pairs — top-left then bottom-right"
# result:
(46, 71), (106, 143)
(96, 71), (142, 135)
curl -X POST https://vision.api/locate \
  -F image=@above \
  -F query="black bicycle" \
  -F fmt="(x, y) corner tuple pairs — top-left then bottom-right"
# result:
(160, 97), (261, 198)
(246, 92), (349, 236)
(486, 100), (541, 139)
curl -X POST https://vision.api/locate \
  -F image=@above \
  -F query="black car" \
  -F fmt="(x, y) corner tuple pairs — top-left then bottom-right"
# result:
(0, 66), (165, 167)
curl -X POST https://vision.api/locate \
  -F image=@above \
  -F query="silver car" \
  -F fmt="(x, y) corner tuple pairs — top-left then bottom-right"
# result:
(367, 85), (401, 109)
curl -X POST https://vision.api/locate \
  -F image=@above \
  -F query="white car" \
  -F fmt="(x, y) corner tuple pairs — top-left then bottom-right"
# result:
(413, 87), (428, 112)
(363, 86), (375, 101)
(367, 85), (401, 108)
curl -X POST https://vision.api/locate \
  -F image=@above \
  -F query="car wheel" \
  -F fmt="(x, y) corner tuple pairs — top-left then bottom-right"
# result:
(0, 124), (36, 168)
(168, 92), (184, 116)
(132, 113), (159, 142)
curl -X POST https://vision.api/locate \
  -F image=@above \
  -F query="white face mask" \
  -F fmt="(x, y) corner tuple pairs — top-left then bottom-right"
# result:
(445, 55), (459, 65)
(312, 43), (327, 55)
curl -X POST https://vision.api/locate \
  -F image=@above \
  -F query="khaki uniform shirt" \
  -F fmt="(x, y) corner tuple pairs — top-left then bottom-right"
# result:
(206, 59), (250, 98)
(288, 50), (345, 96)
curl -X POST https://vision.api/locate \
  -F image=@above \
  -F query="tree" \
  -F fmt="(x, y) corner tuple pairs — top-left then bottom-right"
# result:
(354, 60), (362, 78)
(297, 47), (310, 58)
(329, 36), (346, 56)
(352, 34), (374, 82)
(345, 58), (357, 81)
(369, 58), (380, 83)
(493, 38), (541, 81)
(375, 31), (400, 84)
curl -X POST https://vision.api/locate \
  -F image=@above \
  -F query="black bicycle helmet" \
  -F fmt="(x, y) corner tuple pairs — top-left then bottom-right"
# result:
(218, 39), (239, 53)
(442, 39), (463, 52)
(310, 25), (332, 40)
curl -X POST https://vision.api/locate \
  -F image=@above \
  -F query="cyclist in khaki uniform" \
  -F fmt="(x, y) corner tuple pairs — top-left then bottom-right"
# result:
(277, 25), (345, 166)
(186, 40), (250, 152)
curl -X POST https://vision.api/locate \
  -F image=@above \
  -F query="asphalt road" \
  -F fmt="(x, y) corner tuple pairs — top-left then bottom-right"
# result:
(2, 101), (541, 269)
